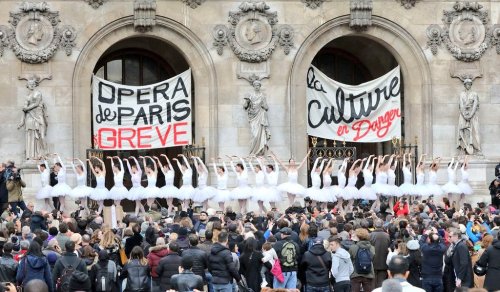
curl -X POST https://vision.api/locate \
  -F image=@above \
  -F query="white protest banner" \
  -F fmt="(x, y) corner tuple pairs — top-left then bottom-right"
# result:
(92, 69), (192, 150)
(307, 65), (401, 142)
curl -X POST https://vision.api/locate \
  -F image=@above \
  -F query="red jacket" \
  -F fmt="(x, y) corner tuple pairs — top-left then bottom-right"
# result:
(393, 201), (409, 217)
(14, 249), (28, 262)
(147, 245), (170, 278)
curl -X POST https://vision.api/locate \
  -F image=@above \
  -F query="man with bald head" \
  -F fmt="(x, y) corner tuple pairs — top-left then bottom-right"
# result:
(372, 256), (424, 292)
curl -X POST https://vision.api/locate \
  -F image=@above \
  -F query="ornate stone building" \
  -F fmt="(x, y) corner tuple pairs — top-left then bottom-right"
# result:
(0, 0), (498, 206)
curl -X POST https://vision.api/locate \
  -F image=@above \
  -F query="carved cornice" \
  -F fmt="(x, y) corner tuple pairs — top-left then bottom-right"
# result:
(426, 1), (498, 62)
(0, 2), (76, 63)
(396, 0), (420, 9)
(301, 0), (325, 9)
(181, 0), (205, 9)
(84, 0), (106, 9)
(350, 0), (372, 31)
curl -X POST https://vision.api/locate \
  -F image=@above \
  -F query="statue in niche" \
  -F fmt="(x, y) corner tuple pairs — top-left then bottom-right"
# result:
(17, 76), (49, 159)
(26, 20), (44, 46)
(243, 80), (270, 155)
(457, 78), (481, 155)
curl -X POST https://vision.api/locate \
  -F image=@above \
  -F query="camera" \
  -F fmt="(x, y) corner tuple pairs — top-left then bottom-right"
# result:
(8, 171), (21, 181)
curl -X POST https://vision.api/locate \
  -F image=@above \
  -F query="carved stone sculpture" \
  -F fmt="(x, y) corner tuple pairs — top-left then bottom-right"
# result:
(213, 1), (294, 63)
(426, 1), (499, 62)
(84, 0), (106, 9)
(243, 80), (270, 155)
(350, 0), (372, 31)
(457, 78), (481, 155)
(0, 2), (76, 63)
(181, 0), (205, 9)
(396, 0), (419, 9)
(301, 0), (325, 9)
(134, 0), (156, 33)
(17, 75), (49, 160)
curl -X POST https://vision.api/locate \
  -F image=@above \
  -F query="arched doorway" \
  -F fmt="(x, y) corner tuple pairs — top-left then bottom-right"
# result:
(289, 15), (432, 184)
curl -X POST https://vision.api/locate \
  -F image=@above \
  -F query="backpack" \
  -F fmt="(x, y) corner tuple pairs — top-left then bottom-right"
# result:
(354, 246), (372, 275)
(280, 241), (297, 268)
(95, 261), (114, 292)
(56, 257), (84, 292)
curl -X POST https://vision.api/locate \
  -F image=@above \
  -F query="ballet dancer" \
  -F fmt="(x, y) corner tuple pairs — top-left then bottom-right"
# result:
(125, 156), (146, 217)
(70, 158), (93, 211)
(108, 156), (128, 208)
(249, 156), (269, 215)
(427, 157), (444, 199)
(156, 155), (178, 215)
(359, 155), (377, 204)
(87, 157), (108, 214)
(458, 155), (473, 207)
(229, 156), (252, 215)
(305, 157), (326, 206)
(211, 157), (231, 211)
(399, 153), (417, 198)
(35, 156), (54, 211)
(276, 149), (311, 206)
(442, 157), (461, 206)
(192, 156), (216, 210)
(173, 154), (194, 210)
(387, 154), (402, 209)
(264, 154), (281, 210)
(415, 154), (429, 200)
(49, 153), (72, 213)
(142, 156), (160, 209)
(344, 159), (362, 212)
(372, 155), (390, 211)
(334, 158), (349, 212)
(319, 158), (337, 210)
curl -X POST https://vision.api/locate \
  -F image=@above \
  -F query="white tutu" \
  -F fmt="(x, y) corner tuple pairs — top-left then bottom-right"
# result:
(342, 186), (359, 200)
(277, 182), (306, 196)
(90, 187), (109, 201)
(321, 187), (337, 202)
(387, 185), (403, 197)
(426, 184), (444, 197)
(251, 186), (272, 202)
(372, 183), (391, 196)
(109, 186), (128, 200)
(212, 189), (231, 203)
(70, 185), (93, 199)
(305, 187), (325, 201)
(331, 186), (344, 199)
(36, 185), (53, 199)
(359, 186), (377, 200)
(145, 186), (160, 199)
(414, 184), (431, 198)
(267, 187), (282, 202)
(160, 185), (179, 199)
(458, 182), (473, 195)
(128, 186), (146, 200)
(177, 185), (195, 200)
(231, 186), (252, 200)
(193, 186), (217, 203)
(399, 183), (417, 196)
(51, 183), (72, 197)
(442, 182), (461, 194)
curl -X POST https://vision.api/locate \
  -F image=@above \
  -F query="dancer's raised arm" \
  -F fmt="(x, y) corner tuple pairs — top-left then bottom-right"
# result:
(311, 157), (321, 175)
(115, 156), (124, 174)
(180, 154), (191, 170)
(196, 157), (208, 173)
(297, 149), (312, 170)
(146, 156), (158, 174)
(270, 152), (287, 173)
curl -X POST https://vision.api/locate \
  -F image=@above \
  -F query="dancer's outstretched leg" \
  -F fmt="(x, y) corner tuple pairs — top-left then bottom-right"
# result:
(287, 193), (296, 206)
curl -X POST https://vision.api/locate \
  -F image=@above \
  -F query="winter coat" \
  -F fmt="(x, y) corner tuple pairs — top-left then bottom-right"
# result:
(274, 237), (301, 272)
(349, 240), (376, 279)
(198, 240), (213, 255)
(0, 254), (18, 283)
(239, 251), (264, 292)
(300, 243), (332, 287)
(30, 213), (47, 232)
(146, 245), (169, 278)
(393, 201), (409, 217)
(52, 252), (88, 289)
(6, 179), (25, 202)
(125, 233), (143, 257)
(476, 239), (500, 291)
(407, 250), (422, 287)
(419, 234), (446, 279)
(16, 254), (54, 292)
(171, 271), (204, 292)
(182, 246), (208, 281)
(89, 260), (118, 292)
(121, 259), (150, 292)
(208, 242), (241, 284)
(0, 171), (8, 204)
(370, 229), (390, 271)
(55, 233), (70, 252)
(331, 247), (354, 282)
(156, 252), (182, 291)
(451, 239), (474, 288)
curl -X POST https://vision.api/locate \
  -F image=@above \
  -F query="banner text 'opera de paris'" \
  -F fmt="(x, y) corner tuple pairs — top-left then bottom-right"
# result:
(92, 69), (192, 150)
(307, 65), (401, 143)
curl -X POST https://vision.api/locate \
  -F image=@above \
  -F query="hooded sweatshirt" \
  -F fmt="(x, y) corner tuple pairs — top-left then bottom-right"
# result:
(16, 254), (54, 292)
(332, 247), (354, 282)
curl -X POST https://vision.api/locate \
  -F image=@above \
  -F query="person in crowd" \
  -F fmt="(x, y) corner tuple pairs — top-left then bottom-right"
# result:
(157, 242), (182, 291)
(371, 219), (391, 288)
(381, 279), (403, 292)
(52, 241), (88, 290)
(125, 224), (143, 257)
(170, 256), (204, 292)
(199, 229), (214, 255)
(349, 228), (376, 292)
(208, 231), (241, 292)
(448, 227), (474, 289)
(6, 166), (27, 216)
(182, 234), (209, 285)
(239, 237), (264, 292)
(16, 241), (53, 292)
(55, 222), (70, 252)
(0, 242), (18, 283)
(0, 163), (9, 212)
(372, 255), (425, 292)
(406, 240), (422, 288)
(301, 237), (332, 292)
(330, 236), (354, 292)
(121, 246), (150, 292)
(475, 232), (500, 292)
(147, 237), (169, 292)
(273, 227), (300, 289)
(24, 279), (49, 292)
(89, 250), (118, 292)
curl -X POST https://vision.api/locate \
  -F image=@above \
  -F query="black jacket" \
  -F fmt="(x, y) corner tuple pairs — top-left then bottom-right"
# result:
(477, 239), (500, 291)
(208, 243), (241, 284)
(451, 239), (473, 288)
(156, 252), (182, 291)
(182, 246), (208, 281)
(171, 270), (204, 292)
(125, 233), (143, 257)
(52, 252), (88, 289)
(370, 229), (391, 271)
(300, 243), (332, 287)
(121, 259), (150, 292)
(0, 254), (18, 283)
(0, 171), (7, 204)
(30, 213), (47, 232)
(419, 234), (446, 278)
(274, 237), (300, 272)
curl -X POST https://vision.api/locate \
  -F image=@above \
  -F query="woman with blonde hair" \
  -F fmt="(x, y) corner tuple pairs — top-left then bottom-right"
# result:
(299, 222), (310, 244)
(121, 246), (150, 291)
(99, 229), (121, 267)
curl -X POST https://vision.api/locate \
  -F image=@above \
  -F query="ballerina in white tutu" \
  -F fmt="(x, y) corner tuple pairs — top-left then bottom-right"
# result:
(427, 157), (443, 198)
(211, 157), (231, 211)
(458, 155), (473, 207)
(334, 158), (349, 212)
(344, 159), (362, 212)
(387, 154), (402, 209)
(49, 153), (72, 212)
(319, 158), (337, 209)
(276, 149), (311, 206)
(70, 158), (93, 211)
(173, 154), (194, 210)
(442, 157), (461, 205)
(107, 156), (128, 207)
(87, 157), (108, 214)
(371, 155), (390, 211)
(249, 156), (270, 215)
(125, 156), (146, 217)
(399, 153), (417, 197)
(359, 155), (377, 203)
(228, 156), (252, 215)
(306, 157), (326, 205)
(192, 156), (216, 210)
(264, 154), (281, 209)
(35, 157), (54, 211)
(156, 155), (178, 215)
(141, 156), (160, 209)
(415, 154), (430, 200)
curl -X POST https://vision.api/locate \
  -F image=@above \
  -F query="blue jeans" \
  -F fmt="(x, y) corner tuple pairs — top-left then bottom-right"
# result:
(205, 272), (214, 292)
(305, 285), (330, 292)
(10, 201), (27, 216)
(213, 283), (233, 292)
(422, 278), (443, 292)
(273, 271), (297, 289)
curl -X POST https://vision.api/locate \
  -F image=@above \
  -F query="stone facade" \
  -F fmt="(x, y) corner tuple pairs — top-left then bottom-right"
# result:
(0, 0), (498, 207)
